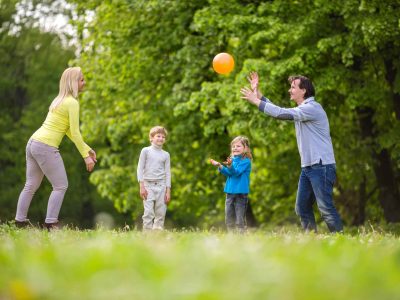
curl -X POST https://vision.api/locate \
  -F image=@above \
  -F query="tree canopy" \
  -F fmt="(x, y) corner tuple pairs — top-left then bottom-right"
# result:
(2, 0), (400, 229)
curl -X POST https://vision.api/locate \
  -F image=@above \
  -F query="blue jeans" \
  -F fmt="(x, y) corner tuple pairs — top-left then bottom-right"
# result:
(225, 194), (248, 232)
(295, 162), (343, 232)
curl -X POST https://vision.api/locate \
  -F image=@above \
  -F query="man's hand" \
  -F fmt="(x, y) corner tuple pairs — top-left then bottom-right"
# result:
(247, 71), (259, 90)
(240, 86), (262, 107)
(247, 71), (262, 99)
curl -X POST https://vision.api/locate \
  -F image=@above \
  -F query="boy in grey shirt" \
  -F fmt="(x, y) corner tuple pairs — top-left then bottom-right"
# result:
(137, 126), (171, 230)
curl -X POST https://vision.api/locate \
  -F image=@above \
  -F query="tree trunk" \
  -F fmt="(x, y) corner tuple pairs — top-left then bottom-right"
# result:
(384, 59), (400, 120)
(352, 177), (367, 226)
(373, 149), (400, 222)
(81, 200), (95, 229)
(357, 107), (400, 222)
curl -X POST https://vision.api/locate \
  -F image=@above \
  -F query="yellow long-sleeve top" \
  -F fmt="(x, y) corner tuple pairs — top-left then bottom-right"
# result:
(31, 96), (91, 158)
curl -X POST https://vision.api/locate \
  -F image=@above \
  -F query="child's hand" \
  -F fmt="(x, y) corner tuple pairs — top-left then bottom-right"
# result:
(222, 157), (232, 166)
(140, 183), (148, 200)
(165, 188), (171, 204)
(210, 159), (221, 167)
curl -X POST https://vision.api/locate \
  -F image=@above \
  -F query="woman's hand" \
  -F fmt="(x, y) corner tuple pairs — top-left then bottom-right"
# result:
(89, 149), (97, 163)
(84, 156), (95, 172)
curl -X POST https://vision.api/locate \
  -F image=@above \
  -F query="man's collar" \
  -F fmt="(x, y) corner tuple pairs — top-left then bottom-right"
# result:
(302, 96), (315, 104)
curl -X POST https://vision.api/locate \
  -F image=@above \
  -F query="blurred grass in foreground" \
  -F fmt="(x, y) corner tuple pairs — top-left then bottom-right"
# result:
(0, 225), (400, 300)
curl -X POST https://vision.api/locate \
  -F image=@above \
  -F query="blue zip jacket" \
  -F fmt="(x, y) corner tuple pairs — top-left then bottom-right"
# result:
(219, 155), (251, 194)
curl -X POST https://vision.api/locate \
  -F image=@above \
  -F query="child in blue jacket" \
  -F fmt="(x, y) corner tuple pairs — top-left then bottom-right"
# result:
(210, 136), (252, 232)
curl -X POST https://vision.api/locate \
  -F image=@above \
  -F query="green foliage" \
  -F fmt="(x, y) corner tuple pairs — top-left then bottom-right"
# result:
(2, 0), (397, 228)
(69, 0), (400, 228)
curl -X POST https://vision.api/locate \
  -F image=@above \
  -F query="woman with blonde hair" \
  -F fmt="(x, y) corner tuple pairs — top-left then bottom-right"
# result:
(15, 67), (96, 229)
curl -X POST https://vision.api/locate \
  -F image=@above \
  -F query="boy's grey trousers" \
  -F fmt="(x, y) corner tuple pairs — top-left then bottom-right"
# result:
(142, 180), (167, 230)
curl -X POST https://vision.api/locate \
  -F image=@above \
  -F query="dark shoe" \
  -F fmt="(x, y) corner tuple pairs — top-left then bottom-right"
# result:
(14, 220), (33, 228)
(44, 221), (60, 231)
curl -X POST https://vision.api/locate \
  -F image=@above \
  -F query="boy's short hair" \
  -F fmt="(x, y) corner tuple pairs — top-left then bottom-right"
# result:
(149, 126), (168, 141)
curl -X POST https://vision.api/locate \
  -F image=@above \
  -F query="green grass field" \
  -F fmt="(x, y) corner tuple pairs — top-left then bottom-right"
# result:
(1, 225), (400, 300)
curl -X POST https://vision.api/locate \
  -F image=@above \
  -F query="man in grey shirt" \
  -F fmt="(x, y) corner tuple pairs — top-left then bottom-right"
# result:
(241, 72), (343, 232)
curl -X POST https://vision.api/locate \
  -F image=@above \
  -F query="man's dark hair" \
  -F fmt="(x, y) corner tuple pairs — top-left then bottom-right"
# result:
(288, 75), (315, 99)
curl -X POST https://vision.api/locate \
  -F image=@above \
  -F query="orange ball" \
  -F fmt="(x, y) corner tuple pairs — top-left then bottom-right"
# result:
(212, 53), (235, 74)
